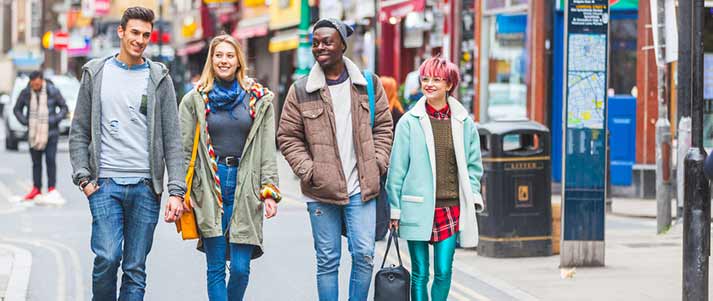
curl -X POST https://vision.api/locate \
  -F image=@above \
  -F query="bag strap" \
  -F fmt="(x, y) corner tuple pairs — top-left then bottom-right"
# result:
(380, 230), (403, 268)
(363, 70), (375, 128)
(184, 123), (201, 210)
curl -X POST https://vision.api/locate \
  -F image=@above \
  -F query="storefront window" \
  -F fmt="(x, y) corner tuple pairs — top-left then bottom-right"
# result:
(608, 17), (637, 96)
(484, 0), (528, 12)
(480, 13), (528, 121)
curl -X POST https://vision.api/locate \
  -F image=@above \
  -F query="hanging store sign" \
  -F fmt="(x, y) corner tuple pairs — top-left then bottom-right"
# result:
(269, 0), (301, 30)
(269, 29), (299, 53)
(54, 31), (70, 50)
(561, 0), (609, 267)
(94, 0), (110, 16)
(379, 0), (425, 22)
(557, 0), (637, 10)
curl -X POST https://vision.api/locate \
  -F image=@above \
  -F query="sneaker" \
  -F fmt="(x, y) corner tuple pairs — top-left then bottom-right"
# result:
(36, 189), (66, 206)
(23, 187), (41, 201)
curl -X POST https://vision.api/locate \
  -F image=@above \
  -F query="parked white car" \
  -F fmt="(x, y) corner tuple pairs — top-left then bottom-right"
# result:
(3, 75), (80, 150)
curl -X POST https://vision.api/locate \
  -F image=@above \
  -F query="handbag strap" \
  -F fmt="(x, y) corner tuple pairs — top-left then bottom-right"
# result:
(380, 230), (404, 268)
(363, 70), (375, 128)
(184, 123), (200, 210)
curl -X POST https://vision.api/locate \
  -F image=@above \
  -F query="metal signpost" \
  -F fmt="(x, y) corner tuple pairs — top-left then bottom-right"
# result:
(682, 1), (711, 299)
(561, 0), (609, 267)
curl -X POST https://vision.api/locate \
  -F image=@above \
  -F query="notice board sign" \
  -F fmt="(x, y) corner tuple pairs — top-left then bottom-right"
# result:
(561, 0), (609, 267)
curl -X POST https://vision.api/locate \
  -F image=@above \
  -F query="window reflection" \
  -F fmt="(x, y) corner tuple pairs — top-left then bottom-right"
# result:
(483, 13), (528, 121)
(608, 18), (637, 96)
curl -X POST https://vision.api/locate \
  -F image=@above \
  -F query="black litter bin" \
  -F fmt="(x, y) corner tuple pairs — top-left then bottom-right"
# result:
(476, 120), (552, 257)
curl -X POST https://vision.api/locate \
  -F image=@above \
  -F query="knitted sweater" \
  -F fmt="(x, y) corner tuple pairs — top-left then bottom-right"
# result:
(430, 118), (459, 207)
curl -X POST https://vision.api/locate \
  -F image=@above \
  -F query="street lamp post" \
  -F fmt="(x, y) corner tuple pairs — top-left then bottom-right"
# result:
(677, 0), (693, 222)
(682, 0), (710, 300)
(653, 0), (672, 234)
(294, 0), (312, 78)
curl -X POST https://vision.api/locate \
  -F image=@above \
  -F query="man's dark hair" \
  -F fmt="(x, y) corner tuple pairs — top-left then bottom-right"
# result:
(28, 71), (43, 80)
(120, 7), (155, 30)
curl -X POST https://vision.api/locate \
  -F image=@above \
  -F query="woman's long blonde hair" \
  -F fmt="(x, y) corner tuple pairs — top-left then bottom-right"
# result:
(197, 34), (249, 92)
(380, 76), (404, 113)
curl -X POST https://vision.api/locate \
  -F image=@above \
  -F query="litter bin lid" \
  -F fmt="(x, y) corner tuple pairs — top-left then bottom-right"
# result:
(477, 120), (549, 135)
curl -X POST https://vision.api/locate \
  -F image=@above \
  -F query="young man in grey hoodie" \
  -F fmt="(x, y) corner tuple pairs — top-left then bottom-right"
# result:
(68, 7), (187, 300)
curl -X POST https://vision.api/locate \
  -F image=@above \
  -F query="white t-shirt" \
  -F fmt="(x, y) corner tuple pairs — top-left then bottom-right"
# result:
(329, 80), (361, 197)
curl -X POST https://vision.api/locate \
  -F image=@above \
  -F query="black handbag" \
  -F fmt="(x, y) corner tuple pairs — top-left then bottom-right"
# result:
(374, 230), (410, 301)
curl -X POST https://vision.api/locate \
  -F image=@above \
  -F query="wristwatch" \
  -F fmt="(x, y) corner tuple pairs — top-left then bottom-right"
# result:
(79, 180), (91, 191)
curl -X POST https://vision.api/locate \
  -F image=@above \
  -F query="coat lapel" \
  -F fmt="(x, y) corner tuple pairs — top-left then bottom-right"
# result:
(411, 98), (438, 192)
(241, 94), (272, 159)
(447, 97), (480, 248)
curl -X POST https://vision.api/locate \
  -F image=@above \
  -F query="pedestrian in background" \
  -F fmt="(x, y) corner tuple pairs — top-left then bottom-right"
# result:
(178, 34), (281, 301)
(386, 56), (484, 301)
(13, 70), (68, 203)
(403, 63), (424, 109)
(68, 7), (187, 300)
(380, 76), (405, 128)
(277, 18), (393, 301)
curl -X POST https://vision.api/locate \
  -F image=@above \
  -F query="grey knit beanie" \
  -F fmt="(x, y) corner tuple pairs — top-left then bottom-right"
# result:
(313, 18), (354, 50)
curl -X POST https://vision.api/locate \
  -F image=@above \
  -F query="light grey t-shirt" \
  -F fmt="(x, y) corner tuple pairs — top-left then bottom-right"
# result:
(329, 79), (360, 197)
(98, 57), (151, 178)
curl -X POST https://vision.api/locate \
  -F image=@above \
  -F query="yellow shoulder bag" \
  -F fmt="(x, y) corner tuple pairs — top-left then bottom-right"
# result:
(175, 123), (201, 240)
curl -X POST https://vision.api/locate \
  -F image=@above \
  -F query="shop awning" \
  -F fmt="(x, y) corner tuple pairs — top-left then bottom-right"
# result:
(269, 29), (299, 53)
(379, 0), (425, 21)
(233, 15), (270, 40)
(177, 40), (207, 56)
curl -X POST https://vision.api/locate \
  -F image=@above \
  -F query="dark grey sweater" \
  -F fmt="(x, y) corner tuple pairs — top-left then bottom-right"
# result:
(207, 100), (252, 158)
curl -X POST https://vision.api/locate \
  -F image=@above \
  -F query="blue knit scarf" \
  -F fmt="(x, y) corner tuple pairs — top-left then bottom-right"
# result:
(208, 79), (247, 118)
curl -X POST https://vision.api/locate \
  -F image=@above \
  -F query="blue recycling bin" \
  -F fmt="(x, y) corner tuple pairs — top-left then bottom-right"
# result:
(607, 96), (637, 186)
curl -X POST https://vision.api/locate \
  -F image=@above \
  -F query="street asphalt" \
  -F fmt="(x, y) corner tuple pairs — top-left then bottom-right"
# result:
(0, 125), (508, 300)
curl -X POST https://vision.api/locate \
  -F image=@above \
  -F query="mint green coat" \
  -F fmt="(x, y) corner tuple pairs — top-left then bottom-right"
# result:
(386, 97), (484, 247)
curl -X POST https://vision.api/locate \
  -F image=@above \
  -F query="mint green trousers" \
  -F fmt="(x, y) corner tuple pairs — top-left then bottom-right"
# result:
(407, 234), (457, 301)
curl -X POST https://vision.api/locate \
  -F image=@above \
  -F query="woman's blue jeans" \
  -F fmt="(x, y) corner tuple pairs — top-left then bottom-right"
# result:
(203, 163), (255, 301)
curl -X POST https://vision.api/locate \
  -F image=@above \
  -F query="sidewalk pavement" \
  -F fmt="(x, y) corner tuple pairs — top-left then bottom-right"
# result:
(276, 154), (694, 300)
(610, 197), (678, 219)
(0, 244), (32, 301)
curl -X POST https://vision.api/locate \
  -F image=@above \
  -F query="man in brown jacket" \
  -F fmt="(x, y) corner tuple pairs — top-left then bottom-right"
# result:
(277, 18), (393, 301)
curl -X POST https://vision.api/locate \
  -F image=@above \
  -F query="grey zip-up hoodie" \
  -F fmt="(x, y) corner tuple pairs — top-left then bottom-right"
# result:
(69, 55), (186, 197)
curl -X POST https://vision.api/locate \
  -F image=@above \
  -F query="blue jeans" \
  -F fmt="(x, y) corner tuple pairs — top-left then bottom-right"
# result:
(307, 193), (376, 301)
(203, 163), (254, 301)
(88, 178), (159, 301)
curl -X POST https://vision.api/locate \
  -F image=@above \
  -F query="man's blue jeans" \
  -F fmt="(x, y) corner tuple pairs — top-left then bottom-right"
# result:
(203, 163), (254, 301)
(88, 178), (159, 301)
(307, 193), (376, 301)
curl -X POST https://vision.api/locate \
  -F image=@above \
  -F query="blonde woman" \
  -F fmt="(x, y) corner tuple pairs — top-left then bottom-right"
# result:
(178, 34), (281, 301)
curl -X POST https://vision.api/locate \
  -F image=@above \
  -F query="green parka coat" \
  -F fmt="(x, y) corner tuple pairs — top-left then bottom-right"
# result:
(178, 82), (279, 259)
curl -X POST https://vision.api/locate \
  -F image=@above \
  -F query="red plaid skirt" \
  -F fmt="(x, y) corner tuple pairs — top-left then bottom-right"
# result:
(430, 205), (460, 244)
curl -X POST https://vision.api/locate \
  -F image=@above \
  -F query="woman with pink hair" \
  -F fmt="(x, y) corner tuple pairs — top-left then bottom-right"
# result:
(386, 56), (484, 301)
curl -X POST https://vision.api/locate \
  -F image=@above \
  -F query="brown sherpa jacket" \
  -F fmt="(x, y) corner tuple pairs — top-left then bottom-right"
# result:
(277, 57), (393, 205)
